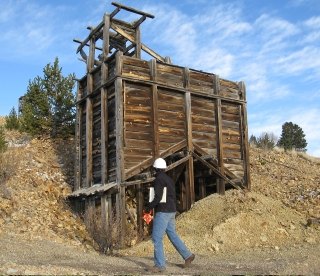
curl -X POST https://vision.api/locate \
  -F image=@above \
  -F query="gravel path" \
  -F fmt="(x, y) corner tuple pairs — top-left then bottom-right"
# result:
(1, 233), (319, 275)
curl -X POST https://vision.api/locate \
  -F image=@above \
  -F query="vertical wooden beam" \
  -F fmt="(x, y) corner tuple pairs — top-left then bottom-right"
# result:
(84, 197), (95, 230)
(85, 98), (93, 188)
(101, 14), (110, 185)
(75, 81), (82, 191)
(102, 14), (110, 61)
(151, 59), (159, 158)
(180, 179), (187, 212)
(136, 184), (144, 239)
(85, 36), (95, 188)
(184, 67), (194, 207)
(135, 25), (141, 58)
(115, 50), (123, 77)
(239, 81), (251, 190)
(101, 193), (110, 248)
(115, 51), (125, 246)
(214, 75), (225, 195)
(199, 177), (206, 199)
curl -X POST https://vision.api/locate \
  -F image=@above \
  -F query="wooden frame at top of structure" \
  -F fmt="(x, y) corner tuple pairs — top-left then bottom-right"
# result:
(73, 1), (168, 67)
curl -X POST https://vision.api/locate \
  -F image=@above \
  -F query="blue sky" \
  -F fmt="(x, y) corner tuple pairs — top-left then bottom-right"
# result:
(0, 0), (319, 157)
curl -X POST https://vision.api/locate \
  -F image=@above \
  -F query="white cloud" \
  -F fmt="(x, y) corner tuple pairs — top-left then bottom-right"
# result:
(276, 46), (320, 76)
(302, 31), (320, 43)
(254, 14), (300, 54)
(303, 16), (320, 28)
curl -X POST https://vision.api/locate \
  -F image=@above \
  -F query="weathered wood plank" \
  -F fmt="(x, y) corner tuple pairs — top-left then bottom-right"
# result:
(152, 82), (159, 157)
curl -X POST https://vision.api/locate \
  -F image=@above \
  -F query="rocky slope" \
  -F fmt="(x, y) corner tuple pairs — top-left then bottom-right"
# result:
(0, 134), (93, 249)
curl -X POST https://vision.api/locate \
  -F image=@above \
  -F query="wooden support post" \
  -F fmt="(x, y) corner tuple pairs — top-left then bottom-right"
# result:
(115, 51), (123, 77)
(101, 193), (110, 250)
(85, 36), (95, 188)
(199, 177), (206, 199)
(214, 75), (225, 195)
(118, 186), (126, 247)
(101, 14), (110, 185)
(151, 59), (159, 158)
(239, 82), (251, 190)
(85, 98), (93, 188)
(84, 197), (95, 230)
(180, 179), (187, 212)
(135, 25), (141, 58)
(75, 81), (82, 191)
(136, 184), (144, 239)
(184, 67), (194, 207)
(115, 52), (125, 245)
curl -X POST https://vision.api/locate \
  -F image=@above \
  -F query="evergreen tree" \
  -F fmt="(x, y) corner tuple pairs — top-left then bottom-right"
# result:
(256, 132), (277, 150)
(19, 77), (51, 136)
(5, 107), (20, 130)
(0, 126), (7, 153)
(277, 122), (307, 151)
(42, 57), (76, 137)
(249, 134), (258, 145)
(19, 57), (76, 137)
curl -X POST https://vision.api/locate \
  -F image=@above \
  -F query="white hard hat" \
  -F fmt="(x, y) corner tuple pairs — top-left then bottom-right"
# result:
(153, 158), (167, 169)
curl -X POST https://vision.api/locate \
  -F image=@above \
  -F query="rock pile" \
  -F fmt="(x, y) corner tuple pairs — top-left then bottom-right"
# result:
(250, 147), (320, 219)
(123, 147), (320, 256)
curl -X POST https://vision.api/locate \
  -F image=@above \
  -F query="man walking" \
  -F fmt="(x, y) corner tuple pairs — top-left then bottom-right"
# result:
(145, 157), (195, 273)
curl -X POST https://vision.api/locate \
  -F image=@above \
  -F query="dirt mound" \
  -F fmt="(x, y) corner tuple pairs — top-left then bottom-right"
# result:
(122, 147), (320, 256)
(250, 147), (320, 219)
(124, 190), (319, 256)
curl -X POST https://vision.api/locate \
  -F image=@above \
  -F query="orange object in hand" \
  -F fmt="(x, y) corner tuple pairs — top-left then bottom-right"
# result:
(143, 210), (153, 225)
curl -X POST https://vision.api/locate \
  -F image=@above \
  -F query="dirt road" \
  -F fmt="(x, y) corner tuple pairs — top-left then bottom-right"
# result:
(0, 233), (319, 275)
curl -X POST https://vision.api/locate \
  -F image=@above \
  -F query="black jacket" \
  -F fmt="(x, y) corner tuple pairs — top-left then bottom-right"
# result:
(147, 171), (176, 213)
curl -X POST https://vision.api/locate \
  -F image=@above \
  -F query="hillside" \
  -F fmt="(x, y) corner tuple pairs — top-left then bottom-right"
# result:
(0, 128), (319, 274)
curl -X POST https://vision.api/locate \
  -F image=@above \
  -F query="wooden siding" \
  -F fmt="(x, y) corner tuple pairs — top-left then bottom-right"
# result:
(124, 82), (153, 170)
(75, 54), (249, 190)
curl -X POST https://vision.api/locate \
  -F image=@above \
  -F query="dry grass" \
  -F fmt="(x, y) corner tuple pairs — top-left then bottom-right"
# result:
(297, 151), (320, 164)
(0, 117), (5, 127)
(0, 148), (22, 186)
(270, 146), (320, 164)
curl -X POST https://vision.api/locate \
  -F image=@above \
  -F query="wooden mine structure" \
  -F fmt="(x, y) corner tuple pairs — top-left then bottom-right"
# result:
(70, 2), (250, 248)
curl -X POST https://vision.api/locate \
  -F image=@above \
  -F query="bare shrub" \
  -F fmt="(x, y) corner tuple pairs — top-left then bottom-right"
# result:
(84, 202), (120, 254)
(0, 148), (21, 187)
(83, 200), (139, 254)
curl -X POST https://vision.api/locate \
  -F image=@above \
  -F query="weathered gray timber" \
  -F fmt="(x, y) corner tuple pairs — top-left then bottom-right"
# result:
(71, 2), (250, 250)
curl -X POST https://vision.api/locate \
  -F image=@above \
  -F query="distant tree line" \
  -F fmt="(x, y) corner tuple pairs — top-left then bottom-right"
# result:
(4, 57), (76, 138)
(250, 122), (307, 152)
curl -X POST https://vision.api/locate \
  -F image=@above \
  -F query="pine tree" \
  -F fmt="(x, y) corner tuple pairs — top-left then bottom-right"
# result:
(256, 132), (277, 150)
(19, 58), (76, 138)
(19, 77), (51, 136)
(42, 57), (76, 137)
(5, 107), (20, 130)
(249, 134), (258, 145)
(277, 122), (307, 151)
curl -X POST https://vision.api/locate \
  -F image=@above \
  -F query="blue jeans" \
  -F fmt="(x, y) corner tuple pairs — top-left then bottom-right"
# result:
(152, 212), (192, 268)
